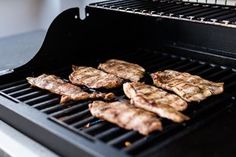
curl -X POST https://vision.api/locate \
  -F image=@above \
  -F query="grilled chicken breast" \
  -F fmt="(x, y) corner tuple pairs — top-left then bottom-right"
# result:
(69, 65), (123, 89)
(89, 100), (162, 135)
(151, 70), (224, 102)
(123, 82), (189, 123)
(98, 59), (145, 82)
(27, 74), (115, 103)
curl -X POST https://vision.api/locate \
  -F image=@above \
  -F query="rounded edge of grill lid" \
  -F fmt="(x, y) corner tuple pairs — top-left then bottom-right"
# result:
(0, 1), (87, 76)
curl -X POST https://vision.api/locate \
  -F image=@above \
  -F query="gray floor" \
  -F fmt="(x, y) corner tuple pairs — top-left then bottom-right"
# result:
(0, 30), (46, 72)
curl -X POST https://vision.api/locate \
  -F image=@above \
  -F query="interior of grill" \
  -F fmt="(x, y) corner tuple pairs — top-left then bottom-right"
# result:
(0, 2), (236, 157)
(0, 48), (235, 157)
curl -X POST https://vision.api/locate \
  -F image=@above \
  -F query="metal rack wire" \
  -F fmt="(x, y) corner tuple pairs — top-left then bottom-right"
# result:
(89, 0), (236, 28)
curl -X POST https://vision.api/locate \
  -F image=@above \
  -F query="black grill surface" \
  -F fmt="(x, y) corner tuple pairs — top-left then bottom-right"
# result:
(0, 49), (236, 157)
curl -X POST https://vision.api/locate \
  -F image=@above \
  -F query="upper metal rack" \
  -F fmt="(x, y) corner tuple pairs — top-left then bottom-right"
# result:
(89, 0), (236, 28)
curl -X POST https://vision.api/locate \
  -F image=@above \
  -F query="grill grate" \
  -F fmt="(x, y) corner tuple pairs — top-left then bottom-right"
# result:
(89, 0), (236, 28)
(0, 49), (236, 156)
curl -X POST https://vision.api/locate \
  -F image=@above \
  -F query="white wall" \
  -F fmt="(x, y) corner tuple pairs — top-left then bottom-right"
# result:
(38, 0), (60, 31)
(0, 0), (42, 38)
(0, 0), (105, 38)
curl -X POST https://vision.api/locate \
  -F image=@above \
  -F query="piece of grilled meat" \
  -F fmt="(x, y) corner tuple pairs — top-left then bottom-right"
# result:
(69, 65), (123, 89)
(89, 100), (162, 135)
(123, 82), (189, 123)
(151, 70), (224, 102)
(27, 74), (115, 103)
(98, 59), (145, 82)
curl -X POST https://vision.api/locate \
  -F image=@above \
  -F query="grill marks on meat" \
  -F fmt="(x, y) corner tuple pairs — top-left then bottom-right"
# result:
(27, 74), (115, 103)
(89, 100), (162, 135)
(98, 59), (145, 82)
(151, 70), (224, 102)
(69, 65), (123, 89)
(123, 82), (189, 123)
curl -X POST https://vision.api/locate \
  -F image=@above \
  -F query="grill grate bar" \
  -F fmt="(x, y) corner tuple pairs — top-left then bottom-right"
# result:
(163, 5), (197, 14)
(50, 101), (89, 117)
(219, 71), (236, 82)
(194, 66), (215, 76)
(95, 127), (122, 139)
(155, 60), (189, 71)
(171, 61), (198, 71)
(204, 10), (235, 20)
(148, 2), (178, 11)
(224, 15), (236, 22)
(24, 93), (56, 105)
(106, 0), (175, 11)
(98, 0), (139, 6)
(206, 68), (231, 80)
(148, 57), (182, 71)
(146, 54), (174, 63)
(107, 131), (141, 147)
(192, 8), (223, 18)
(177, 7), (212, 17)
(108, 131), (141, 146)
(154, 61), (183, 70)
(61, 109), (90, 124)
(169, 6), (203, 15)
(8, 87), (35, 97)
(159, 3), (189, 12)
(1, 82), (29, 93)
(83, 122), (110, 135)
(215, 12), (236, 21)
(41, 104), (65, 114)
(32, 97), (59, 109)
(16, 91), (46, 101)
(225, 80), (236, 88)
(185, 63), (207, 73)
(72, 116), (95, 128)
(0, 79), (26, 90)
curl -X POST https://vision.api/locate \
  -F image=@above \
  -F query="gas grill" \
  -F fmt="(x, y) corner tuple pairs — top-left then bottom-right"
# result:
(1, 0), (236, 157)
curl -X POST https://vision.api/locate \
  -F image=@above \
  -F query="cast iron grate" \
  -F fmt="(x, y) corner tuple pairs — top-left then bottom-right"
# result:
(89, 0), (236, 28)
(0, 49), (235, 156)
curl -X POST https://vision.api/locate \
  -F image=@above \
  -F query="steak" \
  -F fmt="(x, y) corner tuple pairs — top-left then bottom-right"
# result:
(123, 82), (189, 123)
(151, 70), (224, 102)
(69, 65), (123, 89)
(98, 59), (145, 82)
(27, 74), (115, 103)
(89, 100), (162, 135)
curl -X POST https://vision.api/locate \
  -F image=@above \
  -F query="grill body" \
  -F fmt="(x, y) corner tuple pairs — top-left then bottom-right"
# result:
(0, 1), (236, 157)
